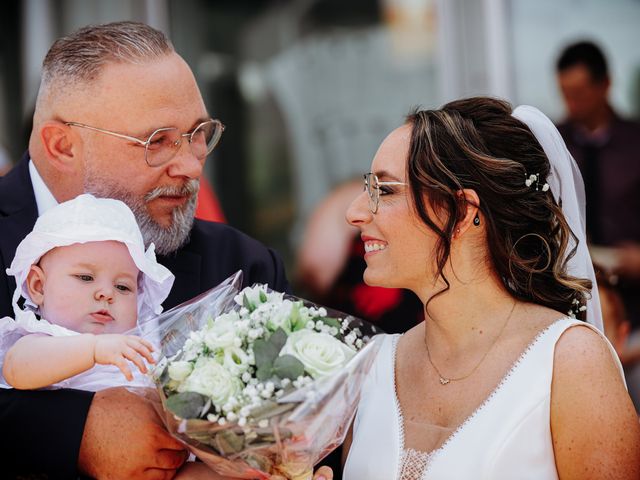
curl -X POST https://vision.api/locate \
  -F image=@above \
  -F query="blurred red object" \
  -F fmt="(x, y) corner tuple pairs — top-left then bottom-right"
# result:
(196, 177), (226, 223)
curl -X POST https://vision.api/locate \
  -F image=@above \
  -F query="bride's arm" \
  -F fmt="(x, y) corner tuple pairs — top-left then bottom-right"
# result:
(551, 325), (640, 479)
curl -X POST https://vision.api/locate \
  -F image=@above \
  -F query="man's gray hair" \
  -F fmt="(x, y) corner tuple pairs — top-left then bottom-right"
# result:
(42, 21), (174, 87)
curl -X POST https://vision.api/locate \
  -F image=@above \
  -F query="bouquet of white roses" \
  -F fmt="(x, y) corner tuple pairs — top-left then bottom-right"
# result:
(143, 271), (381, 480)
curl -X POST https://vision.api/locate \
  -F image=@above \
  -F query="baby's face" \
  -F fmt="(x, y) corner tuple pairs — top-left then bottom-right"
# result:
(31, 241), (139, 334)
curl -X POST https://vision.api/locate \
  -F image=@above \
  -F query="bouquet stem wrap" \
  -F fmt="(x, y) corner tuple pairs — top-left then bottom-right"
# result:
(139, 271), (381, 479)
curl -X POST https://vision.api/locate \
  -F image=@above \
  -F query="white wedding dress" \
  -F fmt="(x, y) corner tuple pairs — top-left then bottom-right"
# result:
(343, 318), (624, 479)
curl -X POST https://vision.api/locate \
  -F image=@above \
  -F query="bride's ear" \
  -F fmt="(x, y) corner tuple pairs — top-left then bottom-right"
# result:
(453, 189), (480, 239)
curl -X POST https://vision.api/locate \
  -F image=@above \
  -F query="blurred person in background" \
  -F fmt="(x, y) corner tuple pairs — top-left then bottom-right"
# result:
(595, 264), (640, 413)
(556, 40), (640, 329)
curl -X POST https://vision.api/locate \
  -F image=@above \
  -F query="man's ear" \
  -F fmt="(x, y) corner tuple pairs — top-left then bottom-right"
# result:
(454, 189), (480, 238)
(38, 121), (81, 173)
(26, 265), (46, 307)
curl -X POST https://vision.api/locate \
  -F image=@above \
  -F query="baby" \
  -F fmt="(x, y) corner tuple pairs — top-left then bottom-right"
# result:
(0, 194), (174, 390)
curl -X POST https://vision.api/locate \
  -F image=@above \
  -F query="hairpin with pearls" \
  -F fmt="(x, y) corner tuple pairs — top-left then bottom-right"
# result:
(525, 173), (549, 192)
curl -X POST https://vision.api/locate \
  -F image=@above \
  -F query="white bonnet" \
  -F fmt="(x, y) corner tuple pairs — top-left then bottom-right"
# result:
(6, 194), (174, 322)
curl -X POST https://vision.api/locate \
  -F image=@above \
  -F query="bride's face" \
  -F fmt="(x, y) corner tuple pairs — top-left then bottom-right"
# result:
(346, 124), (440, 294)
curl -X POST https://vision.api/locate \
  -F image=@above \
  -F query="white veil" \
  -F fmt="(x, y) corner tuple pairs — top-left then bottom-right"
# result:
(512, 105), (603, 331)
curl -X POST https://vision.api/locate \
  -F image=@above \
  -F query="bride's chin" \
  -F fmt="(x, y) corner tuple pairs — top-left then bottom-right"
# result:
(363, 270), (387, 288)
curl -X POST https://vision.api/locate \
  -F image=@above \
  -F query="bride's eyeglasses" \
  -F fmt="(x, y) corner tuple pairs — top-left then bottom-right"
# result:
(363, 173), (407, 214)
(65, 119), (225, 167)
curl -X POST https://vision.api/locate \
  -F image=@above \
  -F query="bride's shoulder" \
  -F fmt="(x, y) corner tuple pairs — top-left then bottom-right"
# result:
(523, 301), (618, 375)
(552, 321), (619, 377)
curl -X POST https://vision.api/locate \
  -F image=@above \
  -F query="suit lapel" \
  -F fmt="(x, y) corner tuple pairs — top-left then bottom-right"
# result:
(158, 247), (201, 309)
(0, 154), (38, 305)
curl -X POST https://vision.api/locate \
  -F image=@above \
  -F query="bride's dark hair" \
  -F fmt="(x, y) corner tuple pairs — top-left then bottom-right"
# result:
(406, 96), (591, 319)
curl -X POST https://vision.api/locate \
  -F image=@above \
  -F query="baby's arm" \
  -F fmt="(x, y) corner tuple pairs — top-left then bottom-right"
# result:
(2, 333), (155, 389)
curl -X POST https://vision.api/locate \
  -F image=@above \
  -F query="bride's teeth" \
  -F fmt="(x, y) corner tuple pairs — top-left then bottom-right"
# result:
(365, 243), (387, 253)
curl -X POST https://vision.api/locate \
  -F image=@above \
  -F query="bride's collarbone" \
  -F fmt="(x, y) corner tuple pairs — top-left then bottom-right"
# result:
(395, 316), (558, 426)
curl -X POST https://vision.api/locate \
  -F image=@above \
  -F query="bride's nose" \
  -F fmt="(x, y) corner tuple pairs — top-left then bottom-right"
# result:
(346, 190), (372, 227)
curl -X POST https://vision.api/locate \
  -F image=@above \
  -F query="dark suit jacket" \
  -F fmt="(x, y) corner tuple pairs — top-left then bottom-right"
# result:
(0, 153), (290, 478)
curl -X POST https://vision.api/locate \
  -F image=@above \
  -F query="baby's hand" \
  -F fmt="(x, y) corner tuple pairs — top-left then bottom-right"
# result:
(93, 334), (156, 381)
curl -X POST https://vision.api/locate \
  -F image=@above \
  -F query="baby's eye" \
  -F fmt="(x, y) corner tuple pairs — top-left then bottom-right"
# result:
(75, 274), (93, 282)
(115, 284), (132, 293)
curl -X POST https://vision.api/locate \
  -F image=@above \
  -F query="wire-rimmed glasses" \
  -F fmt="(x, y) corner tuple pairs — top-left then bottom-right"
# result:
(363, 172), (407, 213)
(65, 119), (225, 167)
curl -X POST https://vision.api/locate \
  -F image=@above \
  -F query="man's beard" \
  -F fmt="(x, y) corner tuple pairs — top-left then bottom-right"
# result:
(84, 173), (199, 256)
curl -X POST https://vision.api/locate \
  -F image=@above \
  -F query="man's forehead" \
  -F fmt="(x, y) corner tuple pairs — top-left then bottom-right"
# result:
(73, 54), (208, 130)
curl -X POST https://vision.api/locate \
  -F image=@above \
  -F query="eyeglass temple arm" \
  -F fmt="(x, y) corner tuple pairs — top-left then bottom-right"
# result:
(65, 122), (149, 146)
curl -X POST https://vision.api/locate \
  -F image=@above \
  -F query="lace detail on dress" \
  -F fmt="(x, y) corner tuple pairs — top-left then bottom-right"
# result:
(399, 448), (434, 480)
(391, 319), (568, 478)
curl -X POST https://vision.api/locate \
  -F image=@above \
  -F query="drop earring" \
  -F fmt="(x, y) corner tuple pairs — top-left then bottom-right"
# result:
(473, 214), (480, 226)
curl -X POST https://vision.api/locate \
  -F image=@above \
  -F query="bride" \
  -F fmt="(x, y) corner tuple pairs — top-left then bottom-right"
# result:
(342, 97), (640, 479)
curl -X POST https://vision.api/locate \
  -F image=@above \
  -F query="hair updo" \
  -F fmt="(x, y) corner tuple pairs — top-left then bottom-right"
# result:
(405, 97), (591, 319)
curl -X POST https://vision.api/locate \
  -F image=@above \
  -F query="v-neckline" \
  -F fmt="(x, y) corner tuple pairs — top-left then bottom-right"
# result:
(390, 318), (566, 478)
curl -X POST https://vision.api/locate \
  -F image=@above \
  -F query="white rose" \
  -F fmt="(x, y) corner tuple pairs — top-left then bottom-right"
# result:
(167, 361), (193, 382)
(280, 330), (356, 379)
(179, 357), (242, 407)
(204, 312), (240, 350)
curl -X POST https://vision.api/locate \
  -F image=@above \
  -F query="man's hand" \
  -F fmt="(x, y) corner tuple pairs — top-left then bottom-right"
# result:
(94, 334), (156, 381)
(78, 387), (188, 480)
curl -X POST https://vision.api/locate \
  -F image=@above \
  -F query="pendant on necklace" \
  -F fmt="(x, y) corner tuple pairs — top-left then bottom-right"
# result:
(439, 377), (450, 385)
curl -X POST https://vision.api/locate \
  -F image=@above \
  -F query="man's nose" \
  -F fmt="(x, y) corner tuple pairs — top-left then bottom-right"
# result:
(165, 139), (205, 180)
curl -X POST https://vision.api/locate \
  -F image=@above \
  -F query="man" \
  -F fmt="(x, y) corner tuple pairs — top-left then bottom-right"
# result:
(0, 22), (289, 479)
(556, 41), (640, 327)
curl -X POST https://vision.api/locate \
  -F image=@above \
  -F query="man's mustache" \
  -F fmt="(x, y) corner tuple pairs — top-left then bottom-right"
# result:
(144, 179), (200, 203)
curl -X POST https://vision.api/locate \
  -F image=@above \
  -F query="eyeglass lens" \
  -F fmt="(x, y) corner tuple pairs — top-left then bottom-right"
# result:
(145, 120), (223, 167)
(364, 173), (379, 213)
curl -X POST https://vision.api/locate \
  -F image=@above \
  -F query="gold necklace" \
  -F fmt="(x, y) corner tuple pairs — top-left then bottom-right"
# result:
(424, 301), (517, 385)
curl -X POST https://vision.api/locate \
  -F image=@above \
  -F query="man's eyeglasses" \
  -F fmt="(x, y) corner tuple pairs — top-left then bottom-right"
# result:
(65, 119), (225, 167)
(363, 172), (407, 213)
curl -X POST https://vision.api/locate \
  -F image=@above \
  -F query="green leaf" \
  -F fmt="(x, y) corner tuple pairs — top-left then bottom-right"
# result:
(165, 391), (208, 419)
(213, 430), (245, 455)
(259, 290), (268, 303)
(272, 354), (305, 380)
(253, 338), (279, 370)
(269, 328), (288, 353)
(288, 303), (302, 329)
(256, 364), (273, 381)
(243, 293), (253, 311)
(248, 400), (297, 421)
